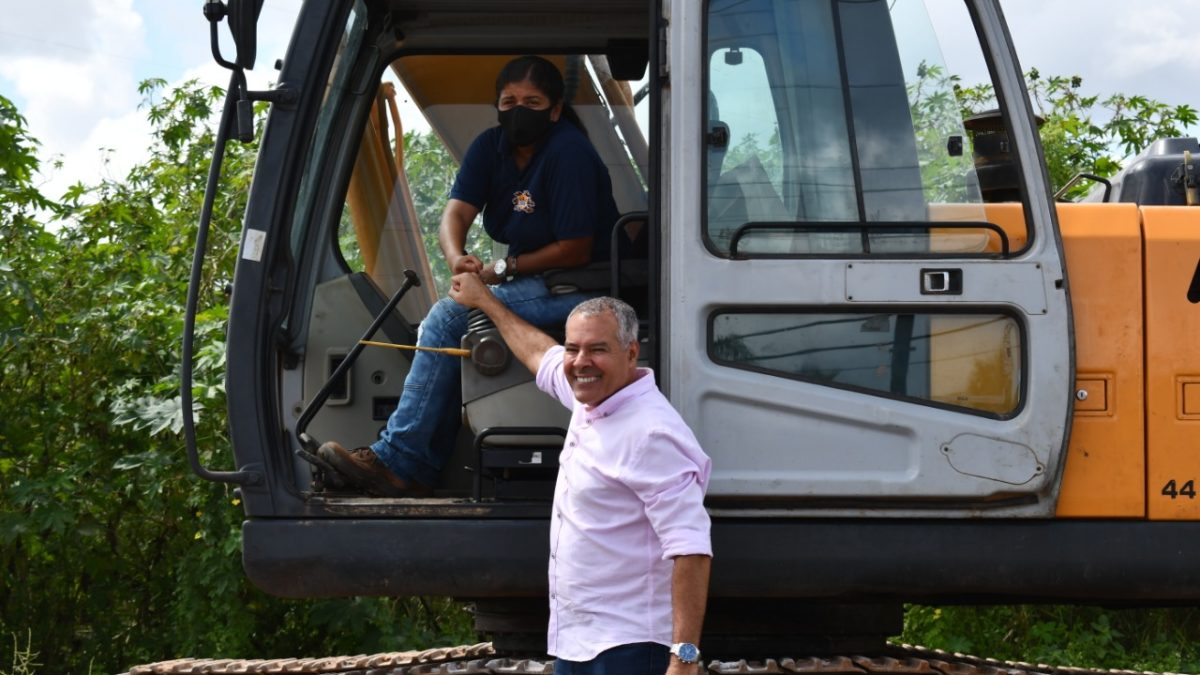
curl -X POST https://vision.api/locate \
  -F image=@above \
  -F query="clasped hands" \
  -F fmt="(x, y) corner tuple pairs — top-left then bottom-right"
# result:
(451, 253), (506, 285)
(448, 270), (497, 311)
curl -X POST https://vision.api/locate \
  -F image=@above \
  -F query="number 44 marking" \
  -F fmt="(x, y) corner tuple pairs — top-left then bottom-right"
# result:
(1162, 479), (1197, 499)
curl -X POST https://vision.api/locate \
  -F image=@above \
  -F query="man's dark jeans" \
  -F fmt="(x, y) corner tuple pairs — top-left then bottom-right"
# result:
(553, 642), (670, 675)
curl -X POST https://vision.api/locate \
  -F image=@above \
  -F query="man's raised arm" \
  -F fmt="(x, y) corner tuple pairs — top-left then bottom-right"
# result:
(448, 272), (557, 374)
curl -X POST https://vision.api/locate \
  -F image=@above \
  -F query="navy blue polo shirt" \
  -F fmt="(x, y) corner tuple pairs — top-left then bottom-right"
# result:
(449, 120), (619, 263)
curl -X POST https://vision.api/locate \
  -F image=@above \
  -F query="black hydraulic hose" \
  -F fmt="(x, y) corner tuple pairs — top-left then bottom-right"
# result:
(181, 72), (261, 486)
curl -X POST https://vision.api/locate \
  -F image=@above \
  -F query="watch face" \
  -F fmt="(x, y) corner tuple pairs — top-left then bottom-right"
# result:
(493, 259), (507, 276)
(675, 643), (699, 662)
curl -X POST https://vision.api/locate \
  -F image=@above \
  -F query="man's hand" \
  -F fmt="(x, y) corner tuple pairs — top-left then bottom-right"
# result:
(451, 253), (484, 275)
(449, 272), (496, 310)
(668, 555), (710, 675)
(478, 262), (504, 285)
(448, 272), (556, 375)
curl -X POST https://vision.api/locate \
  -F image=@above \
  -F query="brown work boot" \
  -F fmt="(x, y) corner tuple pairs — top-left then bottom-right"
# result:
(317, 441), (432, 497)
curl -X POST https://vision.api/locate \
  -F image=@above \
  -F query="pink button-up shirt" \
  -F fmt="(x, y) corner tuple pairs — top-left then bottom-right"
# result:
(536, 345), (712, 661)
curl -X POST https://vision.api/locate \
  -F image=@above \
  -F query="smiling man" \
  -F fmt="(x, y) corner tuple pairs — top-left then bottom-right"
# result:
(449, 272), (713, 675)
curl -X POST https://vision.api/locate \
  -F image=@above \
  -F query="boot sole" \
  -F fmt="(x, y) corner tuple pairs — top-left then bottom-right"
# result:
(317, 446), (428, 498)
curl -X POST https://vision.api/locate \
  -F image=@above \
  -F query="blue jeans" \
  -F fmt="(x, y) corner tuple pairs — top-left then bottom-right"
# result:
(370, 275), (595, 485)
(554, 643), (670, 675)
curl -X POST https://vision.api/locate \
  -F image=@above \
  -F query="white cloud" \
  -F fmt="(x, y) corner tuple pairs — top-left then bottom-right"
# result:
(1, 0), (300, 201)
(1002, 0), (1200, 109)
(40, 108), (154, 199)
(1110, 4), (1199, 79)
(1, 54), (141, 150)
(928, 0), (1198, 136)
(2, 0), (149, 198)
(4, 0), (1196, 205)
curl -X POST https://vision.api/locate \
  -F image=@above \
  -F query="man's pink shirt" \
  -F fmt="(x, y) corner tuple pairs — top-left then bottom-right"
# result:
(536, 345), (712, 662)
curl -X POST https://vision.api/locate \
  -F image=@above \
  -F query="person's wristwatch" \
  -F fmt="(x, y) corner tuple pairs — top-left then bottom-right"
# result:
(670, 642), (701, 664)
(493, 256), (515, 282)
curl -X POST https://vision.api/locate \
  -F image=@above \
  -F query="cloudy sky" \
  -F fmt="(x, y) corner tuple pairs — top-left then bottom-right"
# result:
(2, 0), (1198, 201)
(0, 0), (301, 199)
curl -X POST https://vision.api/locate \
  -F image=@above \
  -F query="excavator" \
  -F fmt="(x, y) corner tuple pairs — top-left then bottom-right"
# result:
(151, 0), (1200, 672)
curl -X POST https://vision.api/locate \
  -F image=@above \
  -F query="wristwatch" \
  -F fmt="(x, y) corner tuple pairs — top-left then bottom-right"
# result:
(493, 256), (515, 282)
(670, 642), (701, 664)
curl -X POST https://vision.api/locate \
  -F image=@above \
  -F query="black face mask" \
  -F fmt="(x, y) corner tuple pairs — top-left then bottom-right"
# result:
(497, 105), (555, 147)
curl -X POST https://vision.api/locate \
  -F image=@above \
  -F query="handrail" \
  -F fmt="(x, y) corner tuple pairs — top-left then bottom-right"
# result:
(294, 269), (421, 460)
(473, 426), (567, 502)
(728, 220), (1012, 259)
(182, 74), (262, 486)
(610, 210), (649, 297)
(1054, 172), (1112, 203)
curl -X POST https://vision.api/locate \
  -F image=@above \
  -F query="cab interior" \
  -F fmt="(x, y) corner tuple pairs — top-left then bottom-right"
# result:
(292, 0), (657, 501)
(287, 0), (1035, 504)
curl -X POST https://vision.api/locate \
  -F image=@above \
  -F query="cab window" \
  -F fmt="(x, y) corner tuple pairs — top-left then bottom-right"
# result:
(705, 0), (1024, 258)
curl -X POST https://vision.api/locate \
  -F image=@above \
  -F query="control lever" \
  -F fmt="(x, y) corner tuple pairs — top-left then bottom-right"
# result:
(294, 270), (421, 472)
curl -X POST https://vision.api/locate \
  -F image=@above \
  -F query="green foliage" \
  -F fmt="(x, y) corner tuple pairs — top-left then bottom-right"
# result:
(336, 128), (492, 296)
(722, 129), (783, 193)
(907, 62), (979, 203)
(0, 84), (471, 675)
(901, 605), (1200, 672)
(402, 129), (491, 294)
(2, 64), (1198, 674)
(953, 68), (1198, 199)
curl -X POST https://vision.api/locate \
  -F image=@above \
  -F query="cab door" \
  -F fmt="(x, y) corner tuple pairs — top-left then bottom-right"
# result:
(662, 0), (1072, 515)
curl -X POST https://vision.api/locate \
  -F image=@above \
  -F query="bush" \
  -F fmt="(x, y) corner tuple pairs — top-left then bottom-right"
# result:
(0, 83), (472, 675)
(900, 605), (1200, 672)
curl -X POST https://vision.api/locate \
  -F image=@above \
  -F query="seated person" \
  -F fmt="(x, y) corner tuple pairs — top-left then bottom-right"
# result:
(319, 55), (619, 496)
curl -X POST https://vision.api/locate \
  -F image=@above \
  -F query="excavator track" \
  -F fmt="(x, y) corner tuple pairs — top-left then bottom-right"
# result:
(123, 642), (1186, 675)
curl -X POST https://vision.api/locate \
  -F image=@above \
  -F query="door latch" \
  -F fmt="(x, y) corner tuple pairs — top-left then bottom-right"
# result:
(921, 268), (963, 295)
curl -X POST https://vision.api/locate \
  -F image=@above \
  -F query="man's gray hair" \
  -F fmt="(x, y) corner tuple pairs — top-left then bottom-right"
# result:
(568, 296), (639, 346)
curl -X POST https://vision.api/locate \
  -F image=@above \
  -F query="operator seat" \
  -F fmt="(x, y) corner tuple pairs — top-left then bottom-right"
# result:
(459, 213), (651, 499)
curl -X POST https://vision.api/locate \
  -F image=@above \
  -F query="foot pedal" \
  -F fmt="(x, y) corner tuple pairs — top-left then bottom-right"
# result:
(295, 447), (348, 490)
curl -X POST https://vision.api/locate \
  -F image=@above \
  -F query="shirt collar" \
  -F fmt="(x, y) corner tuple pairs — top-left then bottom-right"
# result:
(582, 368), (655, 422)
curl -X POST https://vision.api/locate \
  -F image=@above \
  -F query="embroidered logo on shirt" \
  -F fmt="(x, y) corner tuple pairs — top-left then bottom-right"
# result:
(512, 190), (536, 214)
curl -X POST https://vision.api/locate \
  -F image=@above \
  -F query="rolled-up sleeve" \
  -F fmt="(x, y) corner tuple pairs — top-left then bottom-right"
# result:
(622, 428), (713, 560)
(535, 345), (576, 409)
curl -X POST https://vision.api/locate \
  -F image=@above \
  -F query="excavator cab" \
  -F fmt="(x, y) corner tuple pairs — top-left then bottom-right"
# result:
(186, 0), (1200, 656)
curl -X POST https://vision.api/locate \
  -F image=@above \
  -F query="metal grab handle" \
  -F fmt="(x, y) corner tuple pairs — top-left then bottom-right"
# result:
(610, 210), (649, 297)
(473, 426), (567, 502)
(294, 270), (422, 455)
(182, 75), (262, 486)
(1054, 172), (1112, 203)
(728, 220), (1011, 258)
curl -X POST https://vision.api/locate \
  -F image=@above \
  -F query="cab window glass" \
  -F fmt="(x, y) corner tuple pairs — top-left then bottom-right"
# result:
(711, 311), (1022, 416)
(337, 55), (649, 297)
(705, 0), (1025, 258)
(335, 70), (468, 298)
(291, 0), (368, 260)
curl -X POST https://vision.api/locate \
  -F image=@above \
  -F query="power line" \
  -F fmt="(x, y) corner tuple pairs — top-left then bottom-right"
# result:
(0, 30), (142, 65)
